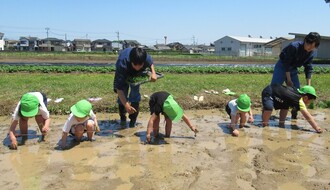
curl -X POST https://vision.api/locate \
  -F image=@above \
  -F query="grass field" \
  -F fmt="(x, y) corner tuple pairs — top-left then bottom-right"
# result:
(0, 72), (329, 116)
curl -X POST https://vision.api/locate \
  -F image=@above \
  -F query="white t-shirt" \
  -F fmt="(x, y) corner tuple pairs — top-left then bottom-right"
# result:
(228, 99), (239, 117)
(12, 92), (50, 121)
(62, 110), (96, 133)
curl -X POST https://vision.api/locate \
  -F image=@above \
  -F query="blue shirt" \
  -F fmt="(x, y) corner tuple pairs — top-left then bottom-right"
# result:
(279, 41), (314, 79)
(114, 47), (153, 90)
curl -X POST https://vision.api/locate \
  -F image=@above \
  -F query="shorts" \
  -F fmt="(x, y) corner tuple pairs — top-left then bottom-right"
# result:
(69, 119), (95, 135)
(41, 92), (48, 107)
(225, 103), (232, 119)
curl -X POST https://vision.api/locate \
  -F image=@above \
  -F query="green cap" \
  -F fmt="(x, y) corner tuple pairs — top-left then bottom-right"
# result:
(236, 94), (251, 112)
(70, 99), (92, 118)
(298, 85), (317, 98)
(20, 93), (40, 117)
(163, 95), (184, 122)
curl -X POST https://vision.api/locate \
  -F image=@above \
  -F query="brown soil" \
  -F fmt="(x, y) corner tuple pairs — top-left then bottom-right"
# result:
(1, 109), (329, 189)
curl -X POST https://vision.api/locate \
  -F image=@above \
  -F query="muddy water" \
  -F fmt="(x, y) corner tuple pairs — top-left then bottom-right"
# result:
(0, 109), (329, 190)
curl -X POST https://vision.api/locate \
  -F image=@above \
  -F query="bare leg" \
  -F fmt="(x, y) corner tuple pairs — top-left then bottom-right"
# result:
(153, 116), (160, 138)
(19, 117), (29, 144)
(74, 125), (84, 142)
(239, 112), (247, 128)
(262, 110), (272, 127)
(279, 109), (288, 128)
(86, 120), (95, 141)
(165, 118), (172, 137)
(35, 115), (46, 141)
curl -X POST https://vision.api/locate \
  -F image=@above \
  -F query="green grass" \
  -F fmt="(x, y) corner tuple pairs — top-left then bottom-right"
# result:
(0, 72), (329, 116)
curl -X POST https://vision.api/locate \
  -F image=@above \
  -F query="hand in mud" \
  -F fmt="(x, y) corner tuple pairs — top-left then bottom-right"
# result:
(146, 135), (151, 143)
(192, 128), (199, 137)
(95, 125), (101, 132)
(9, 140), (18, 150)
(248, 116), (254, 123)
(315, 127), (323, 133)
(232, 129), (239, 136)
(42, 126), (50, 133)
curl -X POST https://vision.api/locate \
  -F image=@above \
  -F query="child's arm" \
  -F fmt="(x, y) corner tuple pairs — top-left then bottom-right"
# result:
(8, 120), (18, 149)
(150, 64), (157, 82)
(41, 118), (51, 132)
(230, 114), (239, 129)
(146, 114), (157, 142)
(94, 117), (100, 132)
(248, 109), (254, 123)
(230, 114), (240, 136)
(61, 132), (68, 149)
(300, 109), (322, 133)
(182, 114), (198, 133)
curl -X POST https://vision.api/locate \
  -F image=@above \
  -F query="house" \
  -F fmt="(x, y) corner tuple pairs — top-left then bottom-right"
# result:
(167, 42), (188, 52)
(112, 41), (123, 52)
(184, 45), (203, 54)
(18, 36), (39, 51)
(154, 44), (171, 51)
(0, 32), (4, 51)
(73, 39), (91, 52)
(214, 36), (272, 56)
(91, 39), (112, 52)
(123, 40), (141, 49)
(197, 44), (215, 54)
(264, 37), (293, 57)
(39, 37), (65, 51)
(288, 33), (330, 59)
(4, 40), (19, 51)
(64, 40), (73, 51)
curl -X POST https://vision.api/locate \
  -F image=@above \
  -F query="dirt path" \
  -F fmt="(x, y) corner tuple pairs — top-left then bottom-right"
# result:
(1, 109), (329, 190)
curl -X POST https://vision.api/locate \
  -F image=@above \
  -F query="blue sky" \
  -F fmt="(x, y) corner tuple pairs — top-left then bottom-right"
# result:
(1, 0), (329, 46)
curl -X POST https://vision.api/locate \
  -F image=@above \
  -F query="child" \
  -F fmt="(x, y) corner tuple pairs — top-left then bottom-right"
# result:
(8, 92), (51, 149)
(261, 84), (322, 133)
(61, 99), (99, 149)
(146, 91), (198, 143)
(225, 94), (254, 136)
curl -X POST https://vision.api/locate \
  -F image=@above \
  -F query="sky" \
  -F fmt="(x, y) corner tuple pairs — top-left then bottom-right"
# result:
(1, 0), (329, 46)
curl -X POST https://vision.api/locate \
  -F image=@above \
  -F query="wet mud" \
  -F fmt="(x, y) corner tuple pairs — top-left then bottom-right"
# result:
(0, 109), (329, 190)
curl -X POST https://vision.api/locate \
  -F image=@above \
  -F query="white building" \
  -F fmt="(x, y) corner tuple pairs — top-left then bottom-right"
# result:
(214, 36), (272, 57)
(0, 32), (4, 51)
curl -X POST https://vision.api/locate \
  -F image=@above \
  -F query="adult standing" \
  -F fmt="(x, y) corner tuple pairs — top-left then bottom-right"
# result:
(113, 47), (157, 127)
(270, 32), (321, 118)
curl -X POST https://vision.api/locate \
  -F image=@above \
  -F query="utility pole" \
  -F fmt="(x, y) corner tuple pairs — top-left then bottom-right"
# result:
(116, 31), (120, 49)
(45, 27), (50, 38)
(192, 35), (196, 46)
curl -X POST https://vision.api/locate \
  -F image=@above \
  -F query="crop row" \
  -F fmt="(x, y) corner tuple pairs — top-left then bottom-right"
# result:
(0, 64), (330, 74)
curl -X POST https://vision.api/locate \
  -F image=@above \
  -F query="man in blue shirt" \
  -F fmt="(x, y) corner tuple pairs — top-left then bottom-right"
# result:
(270, 32), (321, 119)
(113, 47), (157, 127)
